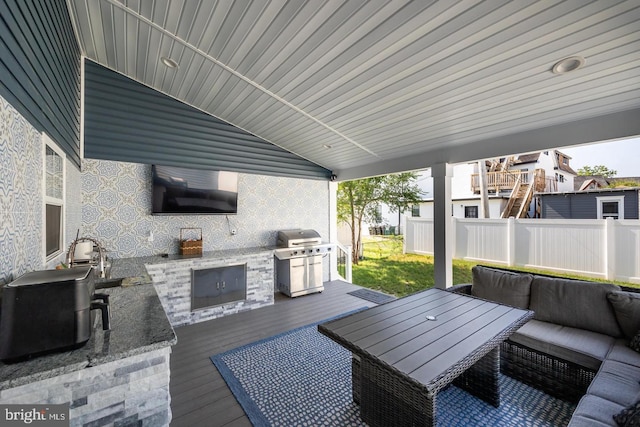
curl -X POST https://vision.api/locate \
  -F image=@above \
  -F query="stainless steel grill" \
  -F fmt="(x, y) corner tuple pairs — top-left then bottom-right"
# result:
(274, 229), (333, 297)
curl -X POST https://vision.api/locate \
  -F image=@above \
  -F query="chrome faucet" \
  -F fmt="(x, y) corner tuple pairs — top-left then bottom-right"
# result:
(66, 237), (109, 278)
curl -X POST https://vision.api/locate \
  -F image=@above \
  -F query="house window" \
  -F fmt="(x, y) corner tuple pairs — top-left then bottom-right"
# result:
(558, 174), (565, 183)
(43, 134), (65, 260)
(464, 206), (479, 218)
(411, 204), (420, 217)
(596, 196), (624, 220)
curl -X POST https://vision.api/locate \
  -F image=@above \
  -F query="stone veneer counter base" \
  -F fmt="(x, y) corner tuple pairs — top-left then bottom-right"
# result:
(0, 283), (176, 426)
(126, 246), (277, 327)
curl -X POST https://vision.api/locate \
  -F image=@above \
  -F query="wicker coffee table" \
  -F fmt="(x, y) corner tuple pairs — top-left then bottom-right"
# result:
(319, 288), (533, 427)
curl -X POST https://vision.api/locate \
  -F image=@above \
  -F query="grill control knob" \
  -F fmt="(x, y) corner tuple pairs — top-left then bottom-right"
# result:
(293, 251), (298, 255)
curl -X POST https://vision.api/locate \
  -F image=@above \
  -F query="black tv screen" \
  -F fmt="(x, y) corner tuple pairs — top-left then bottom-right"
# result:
(151, 165), (238, 215)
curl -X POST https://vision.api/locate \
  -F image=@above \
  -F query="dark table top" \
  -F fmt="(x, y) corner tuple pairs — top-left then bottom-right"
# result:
(319, 288), (533, 390)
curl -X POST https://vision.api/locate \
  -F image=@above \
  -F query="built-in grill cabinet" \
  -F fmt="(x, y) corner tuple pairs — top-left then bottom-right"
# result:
(191, 264), (246, 311)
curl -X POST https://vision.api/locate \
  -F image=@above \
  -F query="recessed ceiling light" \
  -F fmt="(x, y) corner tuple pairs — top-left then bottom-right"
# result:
(161, 57), (179, 68)
(552, 56), (585, 74)
(323, 144), (333, 149)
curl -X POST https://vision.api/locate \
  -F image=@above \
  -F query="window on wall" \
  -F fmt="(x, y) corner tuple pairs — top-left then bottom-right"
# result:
(411, 204), (420, 217)
(465, 206), (479, 218)
(597, 196), (624, 220)
(43, 134), (65, 260)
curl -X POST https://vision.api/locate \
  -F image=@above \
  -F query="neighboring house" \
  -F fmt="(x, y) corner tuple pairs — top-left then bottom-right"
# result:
(366, 150), (577, 233)
(536, 176), (640, 219)
(536, 187), (640, 220)
(575, 176), (640, 191)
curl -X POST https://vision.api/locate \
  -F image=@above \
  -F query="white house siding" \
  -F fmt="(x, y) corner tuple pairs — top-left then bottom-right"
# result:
(406, 152), (576, 221)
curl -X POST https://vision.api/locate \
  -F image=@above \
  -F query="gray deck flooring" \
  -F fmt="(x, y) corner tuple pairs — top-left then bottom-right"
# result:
(169, 280), (377, 426)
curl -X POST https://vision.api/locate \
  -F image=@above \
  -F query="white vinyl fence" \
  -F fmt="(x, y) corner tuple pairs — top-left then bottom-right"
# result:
(405, 217), (640, 284)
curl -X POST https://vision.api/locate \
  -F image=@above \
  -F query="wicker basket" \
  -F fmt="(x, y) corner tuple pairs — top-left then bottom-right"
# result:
(179, 228), (203, 255)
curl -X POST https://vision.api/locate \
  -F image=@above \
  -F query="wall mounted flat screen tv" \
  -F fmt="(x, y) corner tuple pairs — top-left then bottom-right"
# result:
(151, 165), (238, 215)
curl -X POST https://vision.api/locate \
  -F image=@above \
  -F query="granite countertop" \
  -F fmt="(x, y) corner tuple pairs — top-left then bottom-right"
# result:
(0, 246), (275, 390)
(0, 283), (176, 390)
(110, 246), (278, 278)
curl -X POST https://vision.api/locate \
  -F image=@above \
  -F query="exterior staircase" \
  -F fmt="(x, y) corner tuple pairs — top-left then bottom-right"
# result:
(501, 169), (545, 218)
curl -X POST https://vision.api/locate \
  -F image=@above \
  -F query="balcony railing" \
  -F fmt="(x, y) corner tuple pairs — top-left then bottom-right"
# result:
(471, 170), (557, 193)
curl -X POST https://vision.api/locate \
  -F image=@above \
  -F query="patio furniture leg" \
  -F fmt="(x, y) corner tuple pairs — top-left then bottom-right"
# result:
(351, 355), (360, 404)
(453, 346), (500, 407)
(359, 356), (436, 427)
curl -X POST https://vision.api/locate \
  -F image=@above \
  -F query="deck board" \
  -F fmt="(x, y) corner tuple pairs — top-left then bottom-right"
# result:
(169, 280), (376, 426)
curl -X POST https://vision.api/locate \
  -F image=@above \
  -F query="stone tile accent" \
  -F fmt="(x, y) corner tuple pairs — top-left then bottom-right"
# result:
(146, 248), (275, 326)
(0, 347), (172, 427)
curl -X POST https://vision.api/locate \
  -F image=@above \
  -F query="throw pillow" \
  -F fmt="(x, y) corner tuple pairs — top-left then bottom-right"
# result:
(614, 400), (640, 426)
(608, 291), (640, 341)
(471, 266), (533, 309)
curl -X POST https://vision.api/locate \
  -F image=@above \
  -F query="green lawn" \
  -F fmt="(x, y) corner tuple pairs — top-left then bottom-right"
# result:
(352, 235), (639, 297)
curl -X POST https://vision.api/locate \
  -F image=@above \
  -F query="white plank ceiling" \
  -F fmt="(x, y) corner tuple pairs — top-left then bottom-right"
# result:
(68, 0), (640, 179)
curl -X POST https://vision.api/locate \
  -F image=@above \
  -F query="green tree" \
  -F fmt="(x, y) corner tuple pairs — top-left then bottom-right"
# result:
(337, 173), (424, 264)
(381, 173), (426, 234)
(577, 165), (617, 177)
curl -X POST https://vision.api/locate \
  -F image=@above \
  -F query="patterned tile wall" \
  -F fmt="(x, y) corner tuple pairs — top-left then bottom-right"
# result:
(80, 159), (330, 259)
(0, 95), (82, 284)
(0, 94), (330, 284)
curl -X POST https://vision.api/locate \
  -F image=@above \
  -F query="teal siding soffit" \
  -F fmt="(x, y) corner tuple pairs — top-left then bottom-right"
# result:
(0, 0), (81, 167)
(83, 60), (332, 180)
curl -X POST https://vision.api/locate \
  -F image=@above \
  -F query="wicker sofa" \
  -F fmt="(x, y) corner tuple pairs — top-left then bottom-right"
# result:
(450, 265), (640, 427)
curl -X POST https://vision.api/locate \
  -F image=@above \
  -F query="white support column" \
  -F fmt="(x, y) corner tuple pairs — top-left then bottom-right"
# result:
(432, 163), (453, 289)
(329, 181), (339, 281)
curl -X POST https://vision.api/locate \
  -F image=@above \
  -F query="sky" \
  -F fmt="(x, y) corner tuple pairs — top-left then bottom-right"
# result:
(560, 137), (640, 177)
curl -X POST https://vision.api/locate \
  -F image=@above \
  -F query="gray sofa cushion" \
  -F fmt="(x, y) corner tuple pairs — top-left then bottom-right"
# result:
(529, 276), (622, 337)
(607, 339), (640, 367)
(587, 359), (640, 407)
(568, 394), (626, 427)
(607, 291), (640, 340)
(471, 266), (533, 309)
(509, 319), (615, 370)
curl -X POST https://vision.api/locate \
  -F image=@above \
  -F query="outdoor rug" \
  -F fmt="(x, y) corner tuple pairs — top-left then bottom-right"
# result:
(347, 288), (396, 304)
(211, 313), (576, 427)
